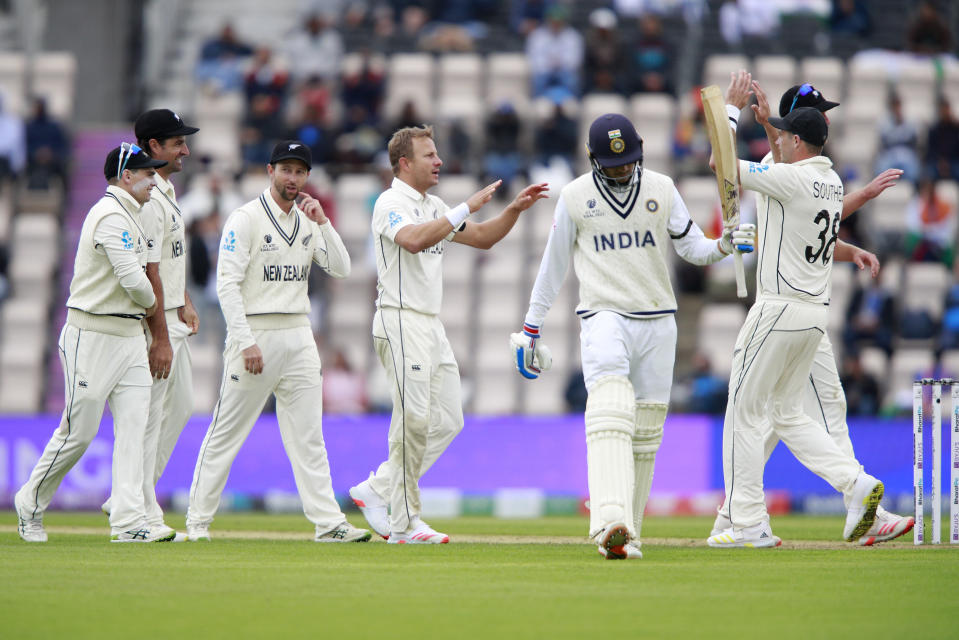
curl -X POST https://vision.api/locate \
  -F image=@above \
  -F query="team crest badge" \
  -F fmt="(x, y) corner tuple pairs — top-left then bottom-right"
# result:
(645, 199), (659, 213)
(587, 199), (596, 208)
(265, 234), (272, 243)
(608, 129), (624, 153)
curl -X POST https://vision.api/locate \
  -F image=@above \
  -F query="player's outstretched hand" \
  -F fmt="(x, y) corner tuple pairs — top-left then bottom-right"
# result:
(509, 183), (550, 213)
(242, 344), (264, 375)
(720, 223), (756, 255)
(466, 180), (502, 213)
(725, 69), (753, 109)
(510, 325), (553, 380)
(852, 247), (880, 278)
(299, 194), (329, 225)
(862, 168), (904, 200)
(750, 80), (771, 126)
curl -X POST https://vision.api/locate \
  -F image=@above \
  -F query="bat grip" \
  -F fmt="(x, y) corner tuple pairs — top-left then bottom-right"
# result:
(734, 252), (747, 298)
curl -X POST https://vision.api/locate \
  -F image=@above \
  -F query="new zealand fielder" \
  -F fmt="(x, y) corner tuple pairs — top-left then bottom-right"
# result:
(16, 144), (172, 543)
(186, 141), (369, 543)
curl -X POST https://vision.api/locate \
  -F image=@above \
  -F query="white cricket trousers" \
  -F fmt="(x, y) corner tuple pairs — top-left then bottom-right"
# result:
(723, 298), (861, 528)
(580, 311), (676, 401)
(16, 323), (151, 534)
(370, 308), (464, 535)
(187, 325), (345, 530)
(142, 311), (194, 526)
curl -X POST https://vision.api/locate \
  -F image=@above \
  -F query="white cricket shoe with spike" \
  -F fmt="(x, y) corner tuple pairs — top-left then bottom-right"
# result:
(349, 476), (390, 539)
(111, 526), (177, 543)
(843, 473), (884, 542)
(314, 521), (372, 543)
(592, 522), (630, 559)
(388, 518), (449, 544)
(598, 540), (643, 559)
(858, 508), (915, 546)
(187, 524), (211, 542)
(16, 506), (47, 543)
(707, 520), (782, 548)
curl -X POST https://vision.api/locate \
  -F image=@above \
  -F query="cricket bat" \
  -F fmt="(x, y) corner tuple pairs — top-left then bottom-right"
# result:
(701, 84), (747, 298)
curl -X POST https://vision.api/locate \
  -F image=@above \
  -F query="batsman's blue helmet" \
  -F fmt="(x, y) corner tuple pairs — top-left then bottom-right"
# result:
(586, 113), (644, 168)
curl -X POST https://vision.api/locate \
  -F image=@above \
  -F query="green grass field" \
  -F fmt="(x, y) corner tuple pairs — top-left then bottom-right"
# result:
(3, 511), (957, 639)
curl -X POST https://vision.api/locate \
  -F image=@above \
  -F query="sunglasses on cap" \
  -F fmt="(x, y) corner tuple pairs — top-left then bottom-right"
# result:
(789, 84), (815, 114)
(117, 142), (143, 179)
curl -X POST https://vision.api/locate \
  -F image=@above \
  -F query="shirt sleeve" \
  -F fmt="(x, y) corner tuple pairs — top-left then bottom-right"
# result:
(667, 186), (726, 266)
(524, 193), (576, 329)
(140, 199), (164, 263)
(93, 213), (156, 308)
(313, 220), (351, 278)
(739, 159), (800, 201)
(215, 210), (256, 350)
(372, 195), (414, 242)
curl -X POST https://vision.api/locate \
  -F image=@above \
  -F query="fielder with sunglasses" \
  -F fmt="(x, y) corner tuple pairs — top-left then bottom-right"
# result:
(16, 144), (174, 543)
(710, 79), (912, 546)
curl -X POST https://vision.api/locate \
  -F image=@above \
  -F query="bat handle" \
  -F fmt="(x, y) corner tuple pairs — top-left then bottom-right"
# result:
(734, 252), (747, 298)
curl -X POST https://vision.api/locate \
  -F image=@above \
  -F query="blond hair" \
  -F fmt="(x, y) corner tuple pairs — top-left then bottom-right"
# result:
(387, 125), (434, 175)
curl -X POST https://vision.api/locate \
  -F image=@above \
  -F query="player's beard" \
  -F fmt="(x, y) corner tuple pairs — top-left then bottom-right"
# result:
(275, 180), (300, 202)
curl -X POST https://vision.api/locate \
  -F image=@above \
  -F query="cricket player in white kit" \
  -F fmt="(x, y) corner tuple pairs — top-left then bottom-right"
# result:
(514, 114), (755, 559)
(186, 141), (370, 543)
(711, 79), (913, 545)
(16, 144), (175, 543)
(101, 110), (201, 540)
(705, 94), (887, 548)
(349, 125), (549, 544)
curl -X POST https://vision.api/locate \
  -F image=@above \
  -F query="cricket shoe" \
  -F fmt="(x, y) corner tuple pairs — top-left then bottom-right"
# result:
(111, 526), (177, 543)
(707, 521), (782, 548)
(349, 477), (390, 539)
(16, 505), (47, 543)
(388, 519), (449, 544)
(592, 522), (631, 560)
(100, 498), (111, 517)
(315, 522), (372, 543)
(857, 508), (914, 546)
(843, 472), (884, 542)
(598, 540), (643, 559)
(187, 524), (211, 542)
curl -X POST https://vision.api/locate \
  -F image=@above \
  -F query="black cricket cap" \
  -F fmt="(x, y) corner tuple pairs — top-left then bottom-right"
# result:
(586, 113), (643, 168)
(768, 107), (829, 147)
(104, 144), (167, 180)
(270, 140), (312, 170)
(779, 83), (840, 117)
(134, 108), (199, 142)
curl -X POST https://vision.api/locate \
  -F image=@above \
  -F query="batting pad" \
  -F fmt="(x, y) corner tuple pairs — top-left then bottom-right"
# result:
(632, 401), (667, 538)
(585, 375), (636, 537)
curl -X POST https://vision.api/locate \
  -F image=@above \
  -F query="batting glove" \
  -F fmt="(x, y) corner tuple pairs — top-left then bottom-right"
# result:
(510, 324), (553, 380)
(720, 223), (756, 254)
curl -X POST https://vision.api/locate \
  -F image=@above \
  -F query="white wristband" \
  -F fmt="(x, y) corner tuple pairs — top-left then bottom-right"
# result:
(725, 104), (741, 132)
(445, 202), (470, 228)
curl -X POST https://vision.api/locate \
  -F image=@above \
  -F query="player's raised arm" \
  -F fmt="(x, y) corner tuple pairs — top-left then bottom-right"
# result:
(453, 181), (549, 250)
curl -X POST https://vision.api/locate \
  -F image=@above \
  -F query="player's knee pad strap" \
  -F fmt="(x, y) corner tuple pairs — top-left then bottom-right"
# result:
(633, 401), (667, 455)
(585, 375), (635, 440)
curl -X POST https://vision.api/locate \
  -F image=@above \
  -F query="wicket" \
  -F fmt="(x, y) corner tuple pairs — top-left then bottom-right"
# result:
(912, 378), (959, 545)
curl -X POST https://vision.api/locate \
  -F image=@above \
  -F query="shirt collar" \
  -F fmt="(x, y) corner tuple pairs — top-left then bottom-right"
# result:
(793, 155), (833, 169)
(261, 187), (300, 218)
(391, 177), (428, 203)
(153, 172), (175, 199)
(106, 184), (142, 211)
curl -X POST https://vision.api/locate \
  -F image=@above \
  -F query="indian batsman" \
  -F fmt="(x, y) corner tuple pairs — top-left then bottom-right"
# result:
(513, 113), (755, 559)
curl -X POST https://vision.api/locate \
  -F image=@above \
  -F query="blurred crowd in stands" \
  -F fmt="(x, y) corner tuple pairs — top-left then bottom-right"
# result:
(0, 0), (958, 415)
